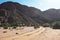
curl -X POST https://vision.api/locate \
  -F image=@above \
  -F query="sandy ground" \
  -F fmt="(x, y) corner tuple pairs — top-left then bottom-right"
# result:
(0, 26), (60, 40)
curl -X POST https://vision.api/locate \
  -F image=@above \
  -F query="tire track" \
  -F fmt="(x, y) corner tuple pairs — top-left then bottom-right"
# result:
(10, 27), (46, 40)
(0, 27), (40, 39)
(23, 27), (45, 36)
(0, 27), (46, 40)
(0, 28), (35, 39)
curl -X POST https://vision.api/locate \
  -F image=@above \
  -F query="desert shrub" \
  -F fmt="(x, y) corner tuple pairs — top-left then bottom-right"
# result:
(3, 26), (8, 29)
(51, 21), (60, 29)
(3, 31), (7, 33)
(26, 24), (30, 27)
(1, 23), (11, 29)
(13, 26), (16, 29)
(10, 23), (18, 27)
(1, 23), (11, 27)
(53, 23), (60, 29)
(31, 24), (35, 26)
(16, 33), (19, 34)
(42, 23), (50, 27)
(34, 25), (40, 29)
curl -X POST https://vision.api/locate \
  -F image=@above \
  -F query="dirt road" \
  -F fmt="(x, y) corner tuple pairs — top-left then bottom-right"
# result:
(0, 27), (60, 40)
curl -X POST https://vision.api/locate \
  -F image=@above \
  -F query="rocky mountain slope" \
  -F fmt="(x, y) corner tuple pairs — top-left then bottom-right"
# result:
(0, 1), (60, 26)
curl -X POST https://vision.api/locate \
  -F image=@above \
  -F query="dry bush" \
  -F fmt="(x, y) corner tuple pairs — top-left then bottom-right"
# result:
(16, 33), (19, 34)
(34, 25), (40, 29)
(3, 31), (7, 33)
(3, 27), (8, 29)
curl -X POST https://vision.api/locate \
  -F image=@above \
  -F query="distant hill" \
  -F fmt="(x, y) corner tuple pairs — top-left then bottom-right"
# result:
(0, 1), (60, 26)
(43, 8), (60, 21)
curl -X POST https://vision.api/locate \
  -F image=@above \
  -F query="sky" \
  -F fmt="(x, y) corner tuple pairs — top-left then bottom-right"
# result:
(0, 0), (60, 11)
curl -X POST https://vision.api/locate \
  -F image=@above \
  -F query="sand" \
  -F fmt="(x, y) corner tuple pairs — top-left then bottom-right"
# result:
(0, 27), (60, 40)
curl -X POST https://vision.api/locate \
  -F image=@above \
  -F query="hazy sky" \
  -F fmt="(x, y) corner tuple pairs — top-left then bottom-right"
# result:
(0, 0), (60, 11)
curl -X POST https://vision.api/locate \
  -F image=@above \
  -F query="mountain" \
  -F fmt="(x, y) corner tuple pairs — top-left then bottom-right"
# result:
(43, 8), (60, 21)
(0, 1), (60, 26)
(0, 1), (51, 26)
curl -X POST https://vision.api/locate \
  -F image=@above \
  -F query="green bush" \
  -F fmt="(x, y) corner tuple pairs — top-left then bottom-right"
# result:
(53, 23), (60, 29)
(42, 23), (50, 27)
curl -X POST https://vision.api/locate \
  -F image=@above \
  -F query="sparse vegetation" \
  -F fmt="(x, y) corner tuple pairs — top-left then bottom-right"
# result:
(34, 25), (40, 29)
(52, 21), (60, 29)
(42, 23), (50, 27)
(3, 27), (8, 29)
(13, 26), (16, 29)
